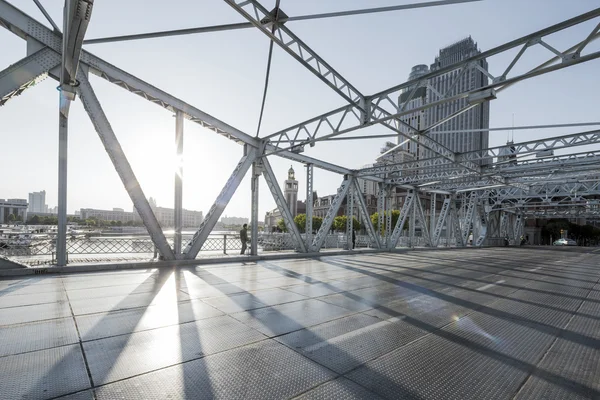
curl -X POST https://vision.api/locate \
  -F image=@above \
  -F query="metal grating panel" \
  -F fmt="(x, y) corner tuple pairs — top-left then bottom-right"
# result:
(83, 315), (267, 384)
(282, 282), (348, 298)
(69, 290), (191, 315)
(0, 301), (72, 326)
(0, 345), (90, 399)
(230, 299), (354, 337)
(293, 377), (384, 400)
(514, 336), (600, 399)
(0, 290), (68, 309)
(76, 299), (224, 341)
(0, 317), (79, 357)
(54, 390), (96, 400)
(345, 317), (537, 400)
(277, 313), (428, 374)
(94, 340), (335, 399)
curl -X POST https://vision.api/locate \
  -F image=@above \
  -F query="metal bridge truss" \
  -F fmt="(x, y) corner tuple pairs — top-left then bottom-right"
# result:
(1, 0), (599, 265)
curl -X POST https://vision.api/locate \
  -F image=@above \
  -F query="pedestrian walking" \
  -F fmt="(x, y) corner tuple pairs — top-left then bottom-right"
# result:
(240, 224), (248, 255)
(352, 230), (356, 249)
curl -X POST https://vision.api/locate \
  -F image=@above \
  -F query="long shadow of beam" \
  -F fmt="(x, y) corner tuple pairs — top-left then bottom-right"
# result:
(175, 270), (214, 399)
(376, 252), (600, 294)
(320, 258), (600, 351)
(23, 267), (174, 399)
(259, 258), (600, 398)
(336, 257), (600, 317)
(183, 266), (424, 399)
(384, 255), (600, 287)
(0, 276), (54, 298)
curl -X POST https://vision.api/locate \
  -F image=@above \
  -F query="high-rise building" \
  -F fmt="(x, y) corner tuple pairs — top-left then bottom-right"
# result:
(398, 64), (430, 161)
(425, 37), (490, 164)
(284, 166), (298, 217)
(28, 190), (47, 213)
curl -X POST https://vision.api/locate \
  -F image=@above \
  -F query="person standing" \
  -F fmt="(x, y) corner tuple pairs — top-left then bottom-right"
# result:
(352, 230), (356, 250)
(240, 224), (248, 255)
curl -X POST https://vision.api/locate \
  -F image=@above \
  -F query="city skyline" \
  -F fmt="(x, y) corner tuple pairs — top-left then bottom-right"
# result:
(2, 1), (599, 220)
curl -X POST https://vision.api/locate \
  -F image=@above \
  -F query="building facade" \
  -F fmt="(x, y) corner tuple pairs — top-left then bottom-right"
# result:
(425, 37), (490, 164)
(82, 205), (204, 227)
(80, 208), (139, 223)
(398, 64), (430, 161)
(28, 190), (47, 213)
(221, 216), (249, 226)
(0, 198), (28, 223)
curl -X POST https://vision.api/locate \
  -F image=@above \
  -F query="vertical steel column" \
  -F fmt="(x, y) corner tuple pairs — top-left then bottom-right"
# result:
(250, 161), (260, 256)
(173, 110), (184, 256)
(305, 164), (314, 251)
(377, 183), (385, 239)
(346, 184), (354, 249)
(56, 1), (72, 267)
(409, 194), (416, 247)
(385, 186), (392, 247)
(430, 192), (437, 235)
(56, 102), (68, 266)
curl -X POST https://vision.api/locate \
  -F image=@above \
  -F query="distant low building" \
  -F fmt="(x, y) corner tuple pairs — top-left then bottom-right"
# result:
(0, 198), (28, 223)
(80, 208), (139, 223)
(221, 216), (249, 226)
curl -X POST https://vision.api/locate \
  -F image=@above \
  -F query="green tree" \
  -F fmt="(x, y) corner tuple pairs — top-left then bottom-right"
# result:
(371, 210), (406, 234)
(7, 214), (15, 223)
(29, 215), (41, 224)
(312, 216), (323, 232)
(333, 215), (361, 232)
(16, 214), (23, 222)
(294, 214), (306, 233)
(277, 219), (287, 232)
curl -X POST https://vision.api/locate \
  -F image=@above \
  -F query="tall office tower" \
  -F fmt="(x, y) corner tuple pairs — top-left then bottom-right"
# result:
(397, 64), (430, 161)
(425, 37), (490, 165)
(28, 190), (47, 213)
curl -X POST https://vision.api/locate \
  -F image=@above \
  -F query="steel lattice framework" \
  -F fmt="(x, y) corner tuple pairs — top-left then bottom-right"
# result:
(1, 0), (599, 265)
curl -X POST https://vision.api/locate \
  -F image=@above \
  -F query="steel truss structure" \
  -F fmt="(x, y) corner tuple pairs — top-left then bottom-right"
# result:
(1, 0), (599, 265)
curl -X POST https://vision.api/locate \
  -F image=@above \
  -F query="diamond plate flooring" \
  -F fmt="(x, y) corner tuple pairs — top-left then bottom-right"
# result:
(0, 247), (599, 399)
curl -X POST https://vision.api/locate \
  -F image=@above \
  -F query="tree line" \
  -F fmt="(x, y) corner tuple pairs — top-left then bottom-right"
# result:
(276, 211), (408, 234)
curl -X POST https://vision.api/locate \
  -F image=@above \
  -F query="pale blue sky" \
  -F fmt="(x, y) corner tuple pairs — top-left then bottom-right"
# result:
(1, 0), (599, 219)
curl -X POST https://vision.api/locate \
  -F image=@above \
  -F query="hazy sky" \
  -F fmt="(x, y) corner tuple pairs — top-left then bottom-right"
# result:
(1, 0), (599, 220)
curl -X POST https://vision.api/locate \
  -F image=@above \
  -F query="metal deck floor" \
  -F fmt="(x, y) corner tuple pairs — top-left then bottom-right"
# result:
(1, 247), (599, 399)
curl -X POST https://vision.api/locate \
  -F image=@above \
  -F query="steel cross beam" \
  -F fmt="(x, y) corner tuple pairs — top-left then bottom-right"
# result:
(0, 0), (356, 178)
(312, 178), (352, 251)
(413, 194), (432, 246)
(450, 198), (465, 247)
(461, 192), (476, 244)
(264, 9), (600, 163)
(473, 200), (488, 247)
(184, 148), (258, 259)
(358, 128), (600, 181)
(0, 47), (59, 106)
(352, 178), (381, 249)
(77, 70), (175, 260)
(388, 190), (415, 249)
(262, 157), (307, 253)
(222, 0), (364, 109)
(432, 197), (451, 246)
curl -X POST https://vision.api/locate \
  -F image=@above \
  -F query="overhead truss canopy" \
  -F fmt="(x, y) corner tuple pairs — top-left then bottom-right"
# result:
(1, 0), (599, 267)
